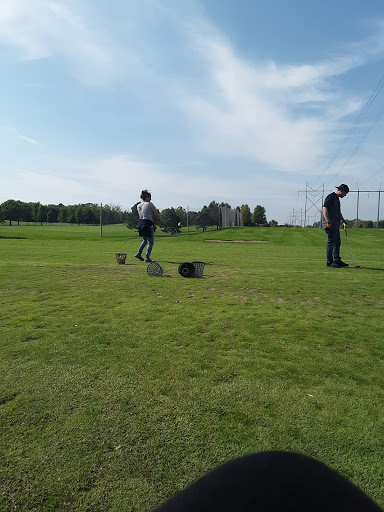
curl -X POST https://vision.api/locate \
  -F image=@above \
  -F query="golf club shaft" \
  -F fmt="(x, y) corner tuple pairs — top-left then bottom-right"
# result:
(344, 228), (356, 266)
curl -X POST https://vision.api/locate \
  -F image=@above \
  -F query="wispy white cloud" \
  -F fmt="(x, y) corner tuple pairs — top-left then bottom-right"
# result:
(175, 25), (378, 174)
(18, 171), (95, 203)
(19, 135), (39, 145)
(82, 154), (300, 209)
(160, 8), (384, 178)
(0, 0), (118, 84)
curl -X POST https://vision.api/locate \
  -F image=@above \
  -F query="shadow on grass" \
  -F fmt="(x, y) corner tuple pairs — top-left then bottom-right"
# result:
(354, 266), (384, 272)
(0, 236), (27, 240)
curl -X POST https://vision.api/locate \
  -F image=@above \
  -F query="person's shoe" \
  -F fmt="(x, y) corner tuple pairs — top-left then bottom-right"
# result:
(134, 253), (144, 261)
(327, 261), (340, 268)
(145, 258), (154, 263)
(335, 259), (349, 267)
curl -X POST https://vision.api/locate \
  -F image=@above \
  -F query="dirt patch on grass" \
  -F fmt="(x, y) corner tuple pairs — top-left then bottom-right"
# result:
(205, 239), (272, 243)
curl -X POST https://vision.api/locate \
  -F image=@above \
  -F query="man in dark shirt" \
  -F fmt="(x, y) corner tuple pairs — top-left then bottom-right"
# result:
(322, 184), (349, 268)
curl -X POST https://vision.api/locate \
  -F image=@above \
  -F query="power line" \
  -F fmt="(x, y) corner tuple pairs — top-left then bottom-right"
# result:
(324, 104), (384, 188)
(312, 72), (384, 187)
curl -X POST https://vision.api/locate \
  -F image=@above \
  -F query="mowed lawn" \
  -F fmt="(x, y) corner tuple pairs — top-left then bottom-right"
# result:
(1, 224), (384, 511)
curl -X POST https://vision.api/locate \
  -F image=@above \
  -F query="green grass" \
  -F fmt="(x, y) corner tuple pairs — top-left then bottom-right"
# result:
(1, 224), (384, 511)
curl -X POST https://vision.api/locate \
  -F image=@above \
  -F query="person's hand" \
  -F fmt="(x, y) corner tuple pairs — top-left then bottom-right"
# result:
(326, 221), (332, 228)
(343, 223), (347, 230)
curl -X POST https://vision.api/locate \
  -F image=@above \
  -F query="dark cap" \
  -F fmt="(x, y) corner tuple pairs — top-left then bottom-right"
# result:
(336, 184), (349, 193)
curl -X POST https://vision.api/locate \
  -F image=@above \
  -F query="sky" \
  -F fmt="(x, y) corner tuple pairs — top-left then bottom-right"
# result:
(1, 0), (384, 224)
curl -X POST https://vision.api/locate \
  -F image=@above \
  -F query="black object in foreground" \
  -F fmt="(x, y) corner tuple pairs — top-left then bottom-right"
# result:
(154, 451), (382, 512)
(147, 262), (163, 277)
(178, 262), (195, 278)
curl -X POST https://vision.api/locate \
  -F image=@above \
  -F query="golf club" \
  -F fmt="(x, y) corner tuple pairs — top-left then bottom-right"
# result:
(343, 224), (360, 268)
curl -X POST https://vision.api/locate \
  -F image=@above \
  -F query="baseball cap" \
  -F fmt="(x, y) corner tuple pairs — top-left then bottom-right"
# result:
(336, 184), (349, 193)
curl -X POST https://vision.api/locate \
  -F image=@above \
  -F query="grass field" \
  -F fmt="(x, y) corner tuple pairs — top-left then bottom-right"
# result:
(1, 224), (384, 511)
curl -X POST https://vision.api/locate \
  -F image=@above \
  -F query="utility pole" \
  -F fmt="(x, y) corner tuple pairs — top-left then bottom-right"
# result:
(377, 184), (382, 229)
(100, 203), (103, 237)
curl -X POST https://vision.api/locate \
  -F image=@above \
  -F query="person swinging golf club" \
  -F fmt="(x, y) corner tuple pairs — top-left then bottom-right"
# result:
(134, 190), (161, 263)
(322, 184), (349, 268)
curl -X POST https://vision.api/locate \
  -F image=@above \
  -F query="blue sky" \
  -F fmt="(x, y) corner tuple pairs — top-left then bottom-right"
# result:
(1, 0), (384, 224)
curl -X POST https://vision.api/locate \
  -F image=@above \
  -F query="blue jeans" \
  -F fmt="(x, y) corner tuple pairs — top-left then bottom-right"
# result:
(325, 228), (341, 263)
(138, 226), (154, 259)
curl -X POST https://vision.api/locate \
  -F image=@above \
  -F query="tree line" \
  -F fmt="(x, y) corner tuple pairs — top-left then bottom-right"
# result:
(126, 201), (272, 233)
(0, 200), (124, 225)
(0, 198), (273, 231)
(312, 219), (384, 229)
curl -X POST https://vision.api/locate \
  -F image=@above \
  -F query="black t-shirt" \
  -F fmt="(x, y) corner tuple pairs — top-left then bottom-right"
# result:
(322, 192), (340, 228)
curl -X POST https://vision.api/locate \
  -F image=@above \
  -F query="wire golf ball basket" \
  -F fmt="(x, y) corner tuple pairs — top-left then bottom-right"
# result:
(191, 261), (205, 278)
(147, 261), (163, 277)
(116, 253), (127, 264)
(178, 262), (195, 278)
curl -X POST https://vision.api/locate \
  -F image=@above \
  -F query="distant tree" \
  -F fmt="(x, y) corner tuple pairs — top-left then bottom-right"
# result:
(0, 204), (5, 224)
(240, 204), (252, 226)
(269, 219), (278, 227)
(174, 206), (187, 225)
(31, 202), (40, 224)
(22, 203), (33, 224)
(35, 203), (47, 225)
(66, 206), (75, 224)
(196, 208), (212, 232)
(57, 207), (66, 224)
(2, 199), (22, 225)
(161, 207), (180, 234)
(46, 209), (55, 224)
(83, 207), (97, 224)
(75, 205), (85, 225)
(126, 202), (140, 230)
(187, 210), (199, 226)
(207, 201), (220, 229)
(252, 205), (267, 226)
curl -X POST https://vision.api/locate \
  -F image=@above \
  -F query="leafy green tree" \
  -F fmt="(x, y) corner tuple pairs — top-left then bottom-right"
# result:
(126, 202), (140, 230)
(2, 199), (22, 225)
(66, 206), (75, 224)
(22, 203), (33, 224)
(196, 207), (212, 232)
(252, 205), (267, 226)
(57, 207), (66, 224)
(188, 211), (198, 226)
(46, 209), (55, 224)
(207, 201), (220, 229)
(240, 204), (252, 226)
(75, 205), (85, 225)
(36, 204), (48, 225)
(175, 206), (187, 225)
(269, 219), (278, 227)
(0, 204), (5, 224)
(31, 202), (40, 224)
(83, 207), (97, 224)
(161, 207), (180, 234)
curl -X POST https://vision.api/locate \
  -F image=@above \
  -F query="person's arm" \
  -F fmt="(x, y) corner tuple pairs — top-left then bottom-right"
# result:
(322, 206), (332, 228)
(152, 207), (161, 222)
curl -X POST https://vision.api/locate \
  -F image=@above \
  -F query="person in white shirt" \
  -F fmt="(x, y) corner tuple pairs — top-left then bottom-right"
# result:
(134, 190), (161, 263)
